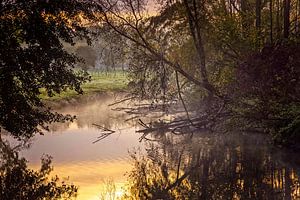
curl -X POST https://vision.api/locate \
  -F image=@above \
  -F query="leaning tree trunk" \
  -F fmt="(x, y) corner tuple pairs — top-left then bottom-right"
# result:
(183, 0), (215, 96)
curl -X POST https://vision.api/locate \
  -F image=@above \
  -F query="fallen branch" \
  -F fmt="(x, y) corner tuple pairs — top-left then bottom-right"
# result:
(108, 96), (134, 107)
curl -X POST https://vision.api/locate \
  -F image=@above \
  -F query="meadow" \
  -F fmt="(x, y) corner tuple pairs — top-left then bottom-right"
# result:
(40, 70), (128, 101)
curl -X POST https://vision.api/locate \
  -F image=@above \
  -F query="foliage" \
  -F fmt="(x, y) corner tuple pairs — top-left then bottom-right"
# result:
(0, 139), (77, 200)
(95, 29), (128, 71)
(234, 42), (300, 145)
(0, 0), (99, 139)
(98, 0), (300, 145)
(1, 0), (299, 147)
(127, 44), (176, 101)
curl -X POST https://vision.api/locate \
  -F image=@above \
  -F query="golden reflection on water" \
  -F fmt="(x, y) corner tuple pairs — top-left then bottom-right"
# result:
(30, 160), (131, 200)
(22, 94), (145, 200)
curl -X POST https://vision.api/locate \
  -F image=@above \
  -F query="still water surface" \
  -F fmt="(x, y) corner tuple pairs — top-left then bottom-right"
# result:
(17, 94), (300, 199)
(21, 94), (144, 199)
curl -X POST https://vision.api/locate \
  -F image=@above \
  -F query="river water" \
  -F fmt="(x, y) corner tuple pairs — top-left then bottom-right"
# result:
(14, 94), (300, 199)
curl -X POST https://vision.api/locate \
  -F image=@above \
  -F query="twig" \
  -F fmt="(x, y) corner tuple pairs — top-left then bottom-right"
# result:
(108, 97), (134, 106)
(92, 123), (115, 133)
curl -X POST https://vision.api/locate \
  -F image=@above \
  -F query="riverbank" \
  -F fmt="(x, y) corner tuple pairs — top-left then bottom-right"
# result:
(40, 71), (128, 101)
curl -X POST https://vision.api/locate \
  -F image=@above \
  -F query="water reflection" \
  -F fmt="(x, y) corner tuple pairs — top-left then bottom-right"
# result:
(2, 94), (300, 200)
(0, 139), (78, 200)
(123, 132), (300, 200)
(18, 94), (144, 200)
(47, 93), (133, 132)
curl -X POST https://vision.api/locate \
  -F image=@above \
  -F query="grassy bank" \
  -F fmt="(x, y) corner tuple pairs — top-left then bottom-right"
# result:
(40, 70), (128, 101)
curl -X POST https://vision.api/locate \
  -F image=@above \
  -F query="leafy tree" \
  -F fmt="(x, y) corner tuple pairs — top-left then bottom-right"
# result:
(0, 0), (100, 139)
(98, 0), (300, 145)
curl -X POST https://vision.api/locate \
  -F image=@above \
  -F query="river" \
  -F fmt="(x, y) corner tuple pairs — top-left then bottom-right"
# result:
(11, 93), (300, 199)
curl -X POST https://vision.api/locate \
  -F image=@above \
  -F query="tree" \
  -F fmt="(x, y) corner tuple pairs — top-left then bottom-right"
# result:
(95, 30), (128, 72)
(97, 0), (300, 145)
(99, 0), (212, 90)
(0, 0), (100, 139)
(235, 42), (300, 145)
(283, 0), (291, 38)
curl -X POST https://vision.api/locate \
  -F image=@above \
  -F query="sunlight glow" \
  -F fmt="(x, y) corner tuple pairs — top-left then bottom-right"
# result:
(29, 160), (132, 200)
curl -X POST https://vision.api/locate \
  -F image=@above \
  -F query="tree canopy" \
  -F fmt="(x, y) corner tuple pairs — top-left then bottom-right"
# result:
(97, 0), (300, 146)
(0, 0), (100, 139)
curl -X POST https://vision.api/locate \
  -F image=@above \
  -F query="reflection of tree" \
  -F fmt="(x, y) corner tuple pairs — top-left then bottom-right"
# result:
(99, 178), (117, 200)
(122, 133), (300, 199)
(0, 139), (77, 200)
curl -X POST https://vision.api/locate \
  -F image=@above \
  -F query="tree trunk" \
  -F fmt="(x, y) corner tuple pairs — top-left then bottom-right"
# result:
(241, 0), (249, 34)
(276, 0), (281, 39)
(183, 0), (215, 96)
(284, 167), (292, 200)
(296, 0), (299, 34)
(256, 0), (262, 31)
(256, 0), (262, 46)
(283, 0), (290, 39)
(270, 0), (273, 43)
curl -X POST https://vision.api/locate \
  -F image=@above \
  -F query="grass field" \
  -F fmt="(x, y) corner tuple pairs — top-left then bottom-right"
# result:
(40, 70), (128, 101)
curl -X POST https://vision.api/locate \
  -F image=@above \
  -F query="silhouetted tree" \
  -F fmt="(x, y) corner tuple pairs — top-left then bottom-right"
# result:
(0, 0), (100, 139)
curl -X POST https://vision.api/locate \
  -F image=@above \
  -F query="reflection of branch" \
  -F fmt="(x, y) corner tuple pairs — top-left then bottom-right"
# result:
(166, 148), (201, 191)
(139, 134), (160, 142)
(230, 0), (241, 12)
(176, 150), (183, 182)
(92, 123), (115, 132)
(92, 123), (115, 143)
(166, 163), (196, 191)
(138, 119), (149, 128)
(124, 115), (139, 122)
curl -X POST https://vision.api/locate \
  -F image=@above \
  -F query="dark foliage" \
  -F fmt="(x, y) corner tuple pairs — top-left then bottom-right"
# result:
(237, 43), (300, 102)
(235, 42), (300, 145)
(0, 139), (77, 200)
(0, 0), (100, 139)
